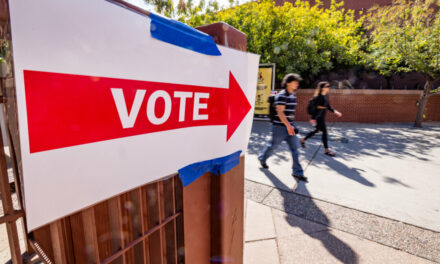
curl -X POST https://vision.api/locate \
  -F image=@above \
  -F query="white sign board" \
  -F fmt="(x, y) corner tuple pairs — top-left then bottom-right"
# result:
(9, 0), (259, 230)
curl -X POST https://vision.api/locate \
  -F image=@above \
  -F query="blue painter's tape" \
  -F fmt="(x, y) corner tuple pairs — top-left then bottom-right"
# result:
(178, 151), (242, 187)
(149, 13), (222, 56)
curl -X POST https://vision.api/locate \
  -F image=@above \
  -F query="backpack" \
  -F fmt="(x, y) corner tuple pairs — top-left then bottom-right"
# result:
(267, 95), (276, 122)
(307, 97), (318, 116)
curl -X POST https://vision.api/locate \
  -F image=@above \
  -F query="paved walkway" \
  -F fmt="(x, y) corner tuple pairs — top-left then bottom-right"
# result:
(2, 122), (439, 263)
(244, 194), (436, 264)
(244, 121), (440, 263)
(246, 121), (440, 231)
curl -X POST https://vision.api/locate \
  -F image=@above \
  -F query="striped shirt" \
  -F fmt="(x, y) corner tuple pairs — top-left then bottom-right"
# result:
(273, 89), (297, 125)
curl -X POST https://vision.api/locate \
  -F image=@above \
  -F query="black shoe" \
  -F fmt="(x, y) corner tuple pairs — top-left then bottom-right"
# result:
(259, 159), (269, 169)
(293, 174), (308, 183)
(300, 139), (306, 148)
(324, 151), (336, 157)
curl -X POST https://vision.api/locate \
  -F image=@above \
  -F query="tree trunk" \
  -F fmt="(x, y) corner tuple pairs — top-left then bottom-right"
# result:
(414, 80), (432, 127)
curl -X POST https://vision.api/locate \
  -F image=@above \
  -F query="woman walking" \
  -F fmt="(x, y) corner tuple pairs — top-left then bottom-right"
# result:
(300, 81), (342, 156)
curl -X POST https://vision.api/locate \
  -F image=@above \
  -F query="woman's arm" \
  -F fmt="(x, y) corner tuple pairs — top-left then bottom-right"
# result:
(327, 103), (335, 113)
(328, 99), (342, 117)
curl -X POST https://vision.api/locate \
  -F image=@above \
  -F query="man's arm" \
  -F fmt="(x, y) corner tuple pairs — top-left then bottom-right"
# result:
(276, 105), (295, 135)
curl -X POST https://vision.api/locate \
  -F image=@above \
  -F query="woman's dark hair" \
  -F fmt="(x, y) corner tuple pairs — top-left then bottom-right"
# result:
(314, 81), (330, 97)
(281, 73), (302, 89)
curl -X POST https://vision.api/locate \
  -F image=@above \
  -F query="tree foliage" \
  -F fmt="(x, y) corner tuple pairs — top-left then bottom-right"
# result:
(144, 0), (175, 17)
(144, 0), (225, 18)
(148, 0), (438, 90)
(366, 0), (440, 81)
(365, 0), (440, 127)
(182, 0), (366, 82)
(145, 0), (439, 126)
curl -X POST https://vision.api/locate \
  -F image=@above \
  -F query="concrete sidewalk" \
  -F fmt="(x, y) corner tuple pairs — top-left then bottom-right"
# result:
(244, 121), (440, 263)
(246, 121), (440, 232)
(244, 196), (436, 264)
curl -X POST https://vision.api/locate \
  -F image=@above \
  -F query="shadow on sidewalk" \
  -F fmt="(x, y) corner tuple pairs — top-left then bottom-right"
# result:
(311, 154), (375, 187)
(261, 168), (359, 264)
(248, 121), (440, 188)
(248, 121), (376, 187)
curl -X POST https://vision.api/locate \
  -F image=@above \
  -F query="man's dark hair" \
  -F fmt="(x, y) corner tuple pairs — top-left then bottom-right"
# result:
(281, 73), (302, 89)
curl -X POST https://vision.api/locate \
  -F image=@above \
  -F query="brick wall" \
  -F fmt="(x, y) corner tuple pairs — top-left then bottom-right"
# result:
(293, 89), (440, 123)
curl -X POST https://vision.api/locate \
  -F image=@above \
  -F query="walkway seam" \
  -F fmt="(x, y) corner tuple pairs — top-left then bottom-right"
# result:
(246, 178), (440, 234)
(245, 237), (277, 244)
(270, 208), (282, 264)
(260, 187), (275, 204)
(264, 201), (439, 264)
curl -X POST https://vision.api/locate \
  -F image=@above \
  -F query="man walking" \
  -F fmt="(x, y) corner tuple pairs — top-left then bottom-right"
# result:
(258, 73), (307, 182)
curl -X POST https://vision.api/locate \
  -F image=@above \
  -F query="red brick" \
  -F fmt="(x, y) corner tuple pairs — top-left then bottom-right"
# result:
(294, 89), (440, 123)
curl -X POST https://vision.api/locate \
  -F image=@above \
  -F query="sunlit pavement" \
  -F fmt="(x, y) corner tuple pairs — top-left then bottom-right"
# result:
(244, 121), (440, 263)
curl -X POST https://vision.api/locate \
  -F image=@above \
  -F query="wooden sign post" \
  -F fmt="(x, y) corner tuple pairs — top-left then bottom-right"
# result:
(2, 1), (255, 262)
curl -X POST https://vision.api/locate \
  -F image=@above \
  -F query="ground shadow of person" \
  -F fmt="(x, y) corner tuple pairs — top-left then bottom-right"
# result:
(260, 168), (358, 264)
(312, 154), (375, 187)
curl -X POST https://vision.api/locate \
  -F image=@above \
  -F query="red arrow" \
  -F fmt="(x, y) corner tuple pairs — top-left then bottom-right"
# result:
(23, 70), (251, 153)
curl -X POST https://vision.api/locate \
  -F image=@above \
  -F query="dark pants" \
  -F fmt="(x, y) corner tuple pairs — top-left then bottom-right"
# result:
(305, 120), (328, 149)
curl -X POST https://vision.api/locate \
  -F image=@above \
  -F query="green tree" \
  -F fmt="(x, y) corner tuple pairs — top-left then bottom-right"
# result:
(144, 0), (223, 18)
(183, 0), (366, 84)
(144, 0), (175, 17)
(366, 0), (440, 127)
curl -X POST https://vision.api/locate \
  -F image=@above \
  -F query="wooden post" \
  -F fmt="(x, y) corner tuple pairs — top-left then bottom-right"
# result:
(183, 22), (247, 264)
(210, 156), (245, 263)
(50, 220), (69, 264)
(182, 173), (212, 263)
(2, 2), (247, 260)
(1, 0), (33, 261)
(0, 124), (23, 263)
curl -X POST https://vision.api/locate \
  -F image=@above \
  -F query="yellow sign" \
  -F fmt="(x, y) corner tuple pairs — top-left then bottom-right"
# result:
(254, 66), (274, 115)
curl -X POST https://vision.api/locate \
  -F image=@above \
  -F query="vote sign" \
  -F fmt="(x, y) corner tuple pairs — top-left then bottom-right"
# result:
(10, 0), (259, 230)
(25, 70), (250, 153)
